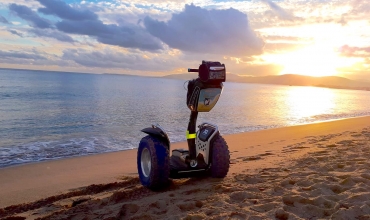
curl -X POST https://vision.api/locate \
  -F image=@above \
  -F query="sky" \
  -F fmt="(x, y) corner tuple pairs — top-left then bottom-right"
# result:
(0, 0), (369, 79)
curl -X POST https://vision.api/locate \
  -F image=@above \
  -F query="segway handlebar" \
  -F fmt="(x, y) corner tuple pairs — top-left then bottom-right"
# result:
(188, 68), (198, 72)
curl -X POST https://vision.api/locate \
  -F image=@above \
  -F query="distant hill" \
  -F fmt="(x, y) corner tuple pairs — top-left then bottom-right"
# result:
(162, 73), (370, 91)
(162, 73), (244, 82)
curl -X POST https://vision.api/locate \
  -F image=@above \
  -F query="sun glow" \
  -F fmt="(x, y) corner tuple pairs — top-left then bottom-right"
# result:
(279, 45), (339, 77)
(263, 44), (358, 77)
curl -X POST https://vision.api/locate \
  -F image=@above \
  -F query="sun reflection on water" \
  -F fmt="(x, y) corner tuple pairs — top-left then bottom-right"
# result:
(284, 86), (335, 124)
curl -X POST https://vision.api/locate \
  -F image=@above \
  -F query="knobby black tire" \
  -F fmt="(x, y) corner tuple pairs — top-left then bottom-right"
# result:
(137, 135), (170, 190)
(210, 135), (230, 178)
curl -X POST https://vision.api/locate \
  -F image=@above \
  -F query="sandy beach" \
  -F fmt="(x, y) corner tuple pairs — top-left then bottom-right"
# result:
(1, 116), (370, 219)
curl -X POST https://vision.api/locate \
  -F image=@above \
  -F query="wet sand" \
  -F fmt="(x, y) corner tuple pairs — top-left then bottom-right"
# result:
(1, 116), (370, 219)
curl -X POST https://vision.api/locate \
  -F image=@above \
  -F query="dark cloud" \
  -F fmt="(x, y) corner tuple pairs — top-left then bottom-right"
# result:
(0, 15), (9, 24)
(261, 0), (295, 21)
(8, 30), (23, 37)
(143, 4), (264, 56)
(30, 29), (75, 43)
(0, 49), (71, 67)
(340, 45), (370, 57)
(9, 4), (52, 29)
(62, 49), (174, 71)
(56, 19), (109, 36)
(7, 2), (162, 51)
(0, 50), (46, 60)
(25, 0), (163, 51)
(56, 20), (163, 51)
(36, 0), (98, 21)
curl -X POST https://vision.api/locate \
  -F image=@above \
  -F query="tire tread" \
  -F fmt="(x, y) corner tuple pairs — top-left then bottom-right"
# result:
(210, 135), (230, 178)
(137, 136), (170, 189)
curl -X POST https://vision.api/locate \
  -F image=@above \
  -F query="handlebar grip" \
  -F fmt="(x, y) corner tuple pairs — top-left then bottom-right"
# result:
(188, 68), (198, 72)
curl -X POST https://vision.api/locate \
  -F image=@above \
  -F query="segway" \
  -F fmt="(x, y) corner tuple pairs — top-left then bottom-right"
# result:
(137, 60), (230, 189)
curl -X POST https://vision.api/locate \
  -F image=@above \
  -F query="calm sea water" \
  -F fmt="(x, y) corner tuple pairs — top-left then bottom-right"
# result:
(1, 69), (370, 168)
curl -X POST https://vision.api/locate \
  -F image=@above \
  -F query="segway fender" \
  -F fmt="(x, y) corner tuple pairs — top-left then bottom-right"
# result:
(141, 127), (170, 150)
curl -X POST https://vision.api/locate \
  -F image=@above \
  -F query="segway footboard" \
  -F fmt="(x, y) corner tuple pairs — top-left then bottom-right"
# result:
(169, 149), (209, 179)
(169, 123), (230, 179)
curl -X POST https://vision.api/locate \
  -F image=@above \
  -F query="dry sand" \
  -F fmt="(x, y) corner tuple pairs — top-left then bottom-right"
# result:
(1, 116), (370, 219)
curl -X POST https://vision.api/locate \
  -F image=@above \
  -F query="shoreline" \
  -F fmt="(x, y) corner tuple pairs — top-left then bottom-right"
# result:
(2, 115), (369, 170)
(1, 116), (370, 219)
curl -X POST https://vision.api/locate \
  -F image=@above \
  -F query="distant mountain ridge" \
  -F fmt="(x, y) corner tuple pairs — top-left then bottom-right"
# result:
(162, 73), (370, 91)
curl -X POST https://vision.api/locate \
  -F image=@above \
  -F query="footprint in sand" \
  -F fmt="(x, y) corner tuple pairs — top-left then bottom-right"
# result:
(293, 145), (310, 149)
(229, 191), (261, 203)
(308, 139), (319, 144)
(251, 202), (277, 213)
(177, 201), (203, 212)
(118, 203), (140, 218)
(259, 152), (274, 157)
(229, 212), (247, 219)
(241, 151), (274, 162)
(282, 143), (307, 153)
(336, 140), (354, 145)
(149, 200), (168, 215)
(234, 174), (264, 184)
(183, 213), (207, 219)
(282, 149), (298, 153)
(242, 156), (261, 161)
(182, 188), (202, 195)
(351, 133), (361, 137)
(275, 208), (289, 220)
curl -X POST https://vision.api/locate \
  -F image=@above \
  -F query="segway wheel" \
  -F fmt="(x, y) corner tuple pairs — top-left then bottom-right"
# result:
(210, 135), (230, 178)
(137, 135), (170, 189)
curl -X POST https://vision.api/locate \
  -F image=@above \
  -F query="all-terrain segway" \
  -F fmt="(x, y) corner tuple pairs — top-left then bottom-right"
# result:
(137, 60), (230, 189)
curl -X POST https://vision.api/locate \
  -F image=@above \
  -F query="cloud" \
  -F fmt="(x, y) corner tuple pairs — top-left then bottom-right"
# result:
(0, 48), (73, 67)
(234, 63), (284, 76)
(36, 0), (98, 21)
(143, 4), (264, 56)
(8, 2), (163, 51)
(0, 50), (46, 60)
(9, 3), (52, 29)
(263, 35), (307, 42)
(0, 15), (9, 24)
(32, 0), (164, 51)
(29, 29), (75, 43)
(351, 0), (370, 14)
(56, 20), (163, 51)
(62, 49), (177, 71)
(56, 19), (111, 36)
(261, 0), (295, 21)
(8, 30), (23, 37)
(340, 45), (370, 57)
(264, 42), (304, 53)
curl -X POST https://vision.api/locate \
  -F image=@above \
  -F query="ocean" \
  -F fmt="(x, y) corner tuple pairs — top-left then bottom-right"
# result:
(1, 68), (370, 168)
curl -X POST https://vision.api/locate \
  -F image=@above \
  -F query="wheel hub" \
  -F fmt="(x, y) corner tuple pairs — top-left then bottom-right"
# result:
(141, 148), (151, 177)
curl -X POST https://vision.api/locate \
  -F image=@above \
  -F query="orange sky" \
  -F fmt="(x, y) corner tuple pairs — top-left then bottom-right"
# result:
(0, 0), (369, 79)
